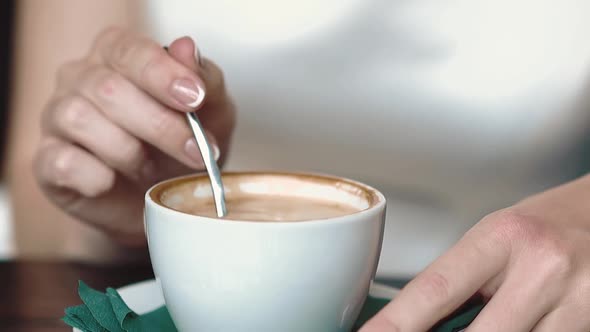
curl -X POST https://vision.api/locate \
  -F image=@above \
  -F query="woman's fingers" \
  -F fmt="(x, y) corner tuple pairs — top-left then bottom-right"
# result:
(90, 27), (206, 111)
(166, 36), (236, 157)
(362, 209), (586, 332)
(360, 223), (509, 331)
(465, 222), (574, 332)
(44, 95), (153, 181)
(70, 65), (209, 169)
(49, 34), (229, 172)
(167, 37), (231, 126)
(167, 36), (199, 71)
(532, 306), (590, 332)
(33, 28), (236, 247)
(465, 266), (555, 331)
(34, 137), (115, 199)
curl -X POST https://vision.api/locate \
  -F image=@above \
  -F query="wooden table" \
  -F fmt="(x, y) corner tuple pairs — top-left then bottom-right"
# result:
(0, 261), (154, 331)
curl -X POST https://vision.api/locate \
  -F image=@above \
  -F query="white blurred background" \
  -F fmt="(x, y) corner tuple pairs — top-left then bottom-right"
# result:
(1, 0), (589, 276)
(149, 0), (590, 276)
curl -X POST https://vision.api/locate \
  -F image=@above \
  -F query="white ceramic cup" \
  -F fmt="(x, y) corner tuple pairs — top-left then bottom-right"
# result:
(145, 172), (386, 331)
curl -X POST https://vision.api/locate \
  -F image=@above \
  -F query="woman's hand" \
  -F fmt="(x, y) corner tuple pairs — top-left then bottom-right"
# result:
(361, 176), (590, 331)
(34, 27), (235, 247)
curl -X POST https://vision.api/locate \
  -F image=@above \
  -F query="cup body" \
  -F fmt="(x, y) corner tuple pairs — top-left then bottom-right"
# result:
(145, 172), (386, 331)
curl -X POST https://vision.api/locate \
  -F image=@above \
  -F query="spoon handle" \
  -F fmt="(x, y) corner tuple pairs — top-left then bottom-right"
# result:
(186, 112), (227, 218)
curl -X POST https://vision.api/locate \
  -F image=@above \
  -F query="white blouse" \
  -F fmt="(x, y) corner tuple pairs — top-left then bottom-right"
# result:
(146, 0), (590, 276)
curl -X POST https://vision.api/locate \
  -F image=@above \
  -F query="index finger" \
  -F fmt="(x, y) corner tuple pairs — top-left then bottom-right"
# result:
(90, 27), (206, 111)
(361, 227), (508, 331)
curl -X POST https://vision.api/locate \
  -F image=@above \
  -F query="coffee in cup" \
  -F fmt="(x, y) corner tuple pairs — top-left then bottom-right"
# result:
(145, 172), (386, 331)
(156, 173), (370, 221)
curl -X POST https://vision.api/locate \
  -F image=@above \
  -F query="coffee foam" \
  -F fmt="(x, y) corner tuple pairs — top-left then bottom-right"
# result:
(151, 172), (379, 222)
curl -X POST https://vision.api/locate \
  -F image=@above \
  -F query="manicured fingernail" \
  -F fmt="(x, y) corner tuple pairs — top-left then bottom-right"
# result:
(170, 79), (205, 108)
(184, 138), (220, 166)
(184, 138), (202, 165)
(211, 144), (220, 161)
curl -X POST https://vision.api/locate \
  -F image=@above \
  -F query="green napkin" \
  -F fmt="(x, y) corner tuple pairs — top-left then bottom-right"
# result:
(64, 281), (483, 332)
(65, 281), (176, 332)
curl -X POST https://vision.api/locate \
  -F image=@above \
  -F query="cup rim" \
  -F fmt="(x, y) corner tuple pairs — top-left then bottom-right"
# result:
(145, 171), (386, 225)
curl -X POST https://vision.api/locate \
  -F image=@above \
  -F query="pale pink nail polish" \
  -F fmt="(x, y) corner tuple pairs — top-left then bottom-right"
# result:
(171, 79), (205, 108)
(184, 138), (203, 166)
(184, 138), (220, 167)
(211, 144), (220, 161)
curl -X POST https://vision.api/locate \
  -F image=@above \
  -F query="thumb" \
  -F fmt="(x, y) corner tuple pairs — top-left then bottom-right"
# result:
(168, 36), (200, 71)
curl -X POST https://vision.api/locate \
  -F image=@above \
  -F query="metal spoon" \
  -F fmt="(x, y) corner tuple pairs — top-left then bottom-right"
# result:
(185, 112), (227, 218)
(162, 45), (226, 217)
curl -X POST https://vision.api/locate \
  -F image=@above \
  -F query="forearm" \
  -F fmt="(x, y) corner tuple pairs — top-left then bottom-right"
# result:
(5, 0), (146, 262)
